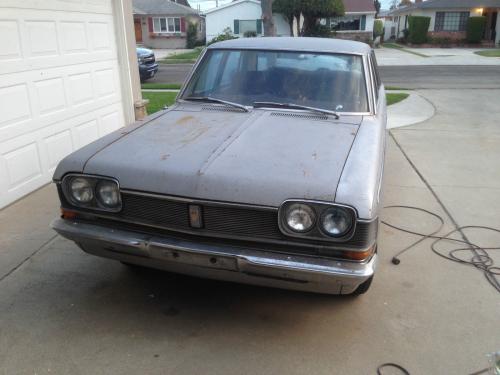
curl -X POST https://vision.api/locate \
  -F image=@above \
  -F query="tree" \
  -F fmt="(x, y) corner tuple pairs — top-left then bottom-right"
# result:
(301, 0), (344, 36)
(399, 0), (413, 7)
(261, 0), (276, 36)
(389, 0), (398, 10)
(273, 0), (301, 36)
(374, 0), (380, 17)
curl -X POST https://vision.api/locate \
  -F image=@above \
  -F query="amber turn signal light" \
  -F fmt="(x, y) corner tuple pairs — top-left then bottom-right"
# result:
(342, 245), (376, 261)
(61, 208), (78, 220)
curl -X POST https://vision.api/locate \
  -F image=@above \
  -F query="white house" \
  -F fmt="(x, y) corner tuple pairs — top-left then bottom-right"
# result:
(204, 0), (291, 42)
(0, 0), (141, 209)
(388, 0), (500, 44)
(323, 0), (377, 44)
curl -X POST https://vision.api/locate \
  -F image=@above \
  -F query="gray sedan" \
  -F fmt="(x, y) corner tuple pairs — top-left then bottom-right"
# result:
(51, 37), (386, 295)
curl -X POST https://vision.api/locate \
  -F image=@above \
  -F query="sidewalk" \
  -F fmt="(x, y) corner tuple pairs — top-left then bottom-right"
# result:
(386, 90), (435, 129)
(150, 49), (193, 60)
(376, 46), (500, 66)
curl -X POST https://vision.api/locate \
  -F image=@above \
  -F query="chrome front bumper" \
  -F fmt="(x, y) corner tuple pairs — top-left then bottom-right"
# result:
(51, 218), (377, 295)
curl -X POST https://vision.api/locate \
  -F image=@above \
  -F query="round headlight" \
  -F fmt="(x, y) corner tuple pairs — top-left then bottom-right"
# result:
(320, 207), (353, 237)
(70, 177), (93, 204)
(285, 204), (316, 233)
(96, 180), (120, 208)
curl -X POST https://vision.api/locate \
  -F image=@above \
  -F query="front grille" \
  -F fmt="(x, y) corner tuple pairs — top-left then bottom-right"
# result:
(120, 193), (189, 228)
(143, 54), (155, 64)
(118, 193), (281, 239)
(58, 187), (377, 253)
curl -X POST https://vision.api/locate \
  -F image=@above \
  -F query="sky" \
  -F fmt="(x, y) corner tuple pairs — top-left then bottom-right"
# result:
(188, 0), (395, 12)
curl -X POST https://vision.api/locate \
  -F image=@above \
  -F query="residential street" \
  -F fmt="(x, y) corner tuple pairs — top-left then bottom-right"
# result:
(150, 62), (500, 89)
(1, 61), (500, 373)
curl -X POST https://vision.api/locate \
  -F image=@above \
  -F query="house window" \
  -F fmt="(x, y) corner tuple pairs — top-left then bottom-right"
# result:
(435, 12), (469, 32)
(329, 15), (362, 31)
(234, 19), (262, 35)
(153, 17), (181, 33)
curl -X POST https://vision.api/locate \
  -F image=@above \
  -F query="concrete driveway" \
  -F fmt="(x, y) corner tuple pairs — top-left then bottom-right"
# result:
(1, 88), (499, 373)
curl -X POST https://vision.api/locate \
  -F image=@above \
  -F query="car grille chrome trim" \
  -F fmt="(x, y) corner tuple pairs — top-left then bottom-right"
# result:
(58, 187), (377, 253)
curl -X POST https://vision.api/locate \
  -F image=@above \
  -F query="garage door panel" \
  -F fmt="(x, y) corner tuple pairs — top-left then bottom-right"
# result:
(35, 78), (67, 115)
(0, 60), (122, 143)
(3, 143), (42, 191)
(44, 130), (74, 171)
(0, 9), (116, 75)
(25, 21), (59, 57)
(60, 21), (88, 54)
(0, 84), (32, 127)
(68, 72), (94, 105)
(1, 0), (113, 15)
(0, 20), (22, 60)
(0, 0), (127, 209)
(89, 21), (112, 51)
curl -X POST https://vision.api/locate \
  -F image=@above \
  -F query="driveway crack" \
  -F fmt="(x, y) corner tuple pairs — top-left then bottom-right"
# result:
(0, 234), (59, 283)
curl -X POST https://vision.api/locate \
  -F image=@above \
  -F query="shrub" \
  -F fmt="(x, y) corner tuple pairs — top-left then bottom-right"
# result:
(243, 30), (257, 37)
(373, 19), (384, 38)
(429, 36), (452, 47)
(466, 16), (486, 43)
(398, 28), (410, 43)
(186, 22), (198, 49)
(207, 27), (238, 45)
(303, 24), (332, 38)
(408, 16), (430, 44)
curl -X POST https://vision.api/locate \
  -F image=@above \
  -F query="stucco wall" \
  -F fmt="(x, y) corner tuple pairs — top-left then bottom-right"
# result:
(393, 7), (486, 38)
(365, 13), (375, 32)
(205, 2), (291, 42)
(138, 15), (203, 49)
(206, 2), (262, 41)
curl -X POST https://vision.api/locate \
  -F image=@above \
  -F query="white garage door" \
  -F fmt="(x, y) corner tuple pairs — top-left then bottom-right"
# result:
(0, 0), (128, 209)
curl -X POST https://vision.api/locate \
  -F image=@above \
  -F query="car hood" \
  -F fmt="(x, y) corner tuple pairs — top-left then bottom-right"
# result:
(83, 104), (362, 207)
(136, 47), (153, 57)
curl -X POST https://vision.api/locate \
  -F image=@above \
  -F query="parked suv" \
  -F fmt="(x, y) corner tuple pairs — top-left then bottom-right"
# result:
(137, 47), (158, 82)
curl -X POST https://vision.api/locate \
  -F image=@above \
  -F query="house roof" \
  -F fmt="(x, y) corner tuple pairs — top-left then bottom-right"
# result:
(344, 0), (376, 13)
(133, 0), (198, 16)
(174, 0), (191, 7)
(390, 0), (500, 14)
(208, 36), (372, 54)
(205, 0), (260, 14)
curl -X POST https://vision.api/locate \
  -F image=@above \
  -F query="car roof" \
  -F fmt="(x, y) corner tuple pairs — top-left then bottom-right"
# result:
(207, 37), (372, 55)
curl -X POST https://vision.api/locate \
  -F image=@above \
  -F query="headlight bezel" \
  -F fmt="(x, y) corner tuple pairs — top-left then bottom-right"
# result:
(62, 174), (122, 212)
(284, 203), (317, 234)
(319, 206), (354, 238)
(278, 199), (357, 242)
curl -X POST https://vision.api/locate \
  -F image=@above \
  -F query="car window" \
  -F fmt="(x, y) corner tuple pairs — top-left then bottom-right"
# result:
(371, 51), (381, 92)
(183, 49), (369, 113)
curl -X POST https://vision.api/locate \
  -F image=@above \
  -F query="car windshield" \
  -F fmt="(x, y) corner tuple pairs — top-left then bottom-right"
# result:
(182, 49), (369, 113)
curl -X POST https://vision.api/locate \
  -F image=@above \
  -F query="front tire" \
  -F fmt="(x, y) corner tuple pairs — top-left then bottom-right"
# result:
(351, 276), (373, 296)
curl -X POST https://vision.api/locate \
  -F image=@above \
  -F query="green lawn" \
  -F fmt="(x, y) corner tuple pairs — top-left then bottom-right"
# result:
(161, 48), (203, 64)
(383, 43), (429, 58)
(141, 83), (182, 90)
(386, 93), (409, 106)
(383, 42), (404, 49)
(142, 91), (178, 114)
(474, 49), (500, 57)
(385, 86), (413, 91)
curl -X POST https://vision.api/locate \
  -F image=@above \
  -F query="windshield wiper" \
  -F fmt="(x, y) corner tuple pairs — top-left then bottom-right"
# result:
(183, 96), (249, 112)
(253, 101), (340, 119)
